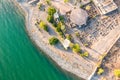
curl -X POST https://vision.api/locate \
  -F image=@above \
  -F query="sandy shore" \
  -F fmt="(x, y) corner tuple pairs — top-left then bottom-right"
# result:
(14, 0), (100, 80)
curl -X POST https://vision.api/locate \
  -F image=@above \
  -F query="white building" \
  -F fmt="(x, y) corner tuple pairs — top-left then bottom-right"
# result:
(62, 39), (71, 50)
(54, 12), (59, 22)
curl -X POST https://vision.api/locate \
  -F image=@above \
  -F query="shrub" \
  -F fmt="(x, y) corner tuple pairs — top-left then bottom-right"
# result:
(66, 34), (72, 41)
(75, 32), (80, 37)
(97, 68), (104, 75)
(46, 0), (51, 5)
(58, 32), (64, 37)
(85, 5), (91, 11)
(71, 44), (81, 53)
(61, 25), (66, 32)
(80, 4), (83, 8)
(56, 26), (61, 32)
(49, 37), (59, 45)
(70, 43), (74, 48)
(39, 21), (48, 31)
(90, 0), (93, 2)
(57, 22), (62, 28)
(114, 69), (120, 77)
(84, 43), (89, 47)
(64, 0), (69, 3)
(80, 51), (89, 57)
(38, 3), (42, 10)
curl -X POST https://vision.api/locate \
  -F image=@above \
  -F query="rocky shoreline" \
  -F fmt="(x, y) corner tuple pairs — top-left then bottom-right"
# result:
(14, 0), (100, 80)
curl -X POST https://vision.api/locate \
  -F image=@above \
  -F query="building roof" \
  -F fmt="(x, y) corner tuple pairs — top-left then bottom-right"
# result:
(62, 39), (70, 50)
(54, 12), (59, 19)
(93, 0), (118, 15)
(51, 1), (73, 15)
(70, 8), (88, 26)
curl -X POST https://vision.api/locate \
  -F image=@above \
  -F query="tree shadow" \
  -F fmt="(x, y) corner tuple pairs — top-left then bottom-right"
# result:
(54, 43), (73, 54)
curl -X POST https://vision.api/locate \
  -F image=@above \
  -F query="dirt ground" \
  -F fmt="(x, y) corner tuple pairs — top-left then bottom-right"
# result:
(100, 38), (120, 80)
(98, 1), (120, 79)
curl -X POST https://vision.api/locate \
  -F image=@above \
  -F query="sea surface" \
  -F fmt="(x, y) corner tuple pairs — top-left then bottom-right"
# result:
(0, 0), (80, 80)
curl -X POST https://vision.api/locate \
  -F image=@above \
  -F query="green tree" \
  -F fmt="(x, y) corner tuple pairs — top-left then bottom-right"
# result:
(47, 15), (54, 23)
(39, 21), (48, 32)
(71, 44), (81, 53)
(59, 15), (65, 23)
(49, 37), (59, 45)
(66, 34), (72, 41)
(58, 32), (64, 37)
(47, 7), (56, 15)
(56, 26), (61, 32)
(75, 32), (80, 37)
(52, 22), (57, 27)
(80, 4), (83, 8)
(57, 22), (62, 28)
(38, 3), (42, 10)
(61, 25), (66, 32)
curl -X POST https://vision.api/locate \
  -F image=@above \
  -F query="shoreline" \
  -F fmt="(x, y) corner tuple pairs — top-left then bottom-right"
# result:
(14, 1), (83, 79)
(13, 0), (83, 80)
(14, 0), (97, 80)
(12, 0), (120, 80)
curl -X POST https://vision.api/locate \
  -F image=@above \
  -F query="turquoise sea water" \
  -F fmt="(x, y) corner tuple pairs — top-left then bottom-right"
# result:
(0, 0), (80, 80)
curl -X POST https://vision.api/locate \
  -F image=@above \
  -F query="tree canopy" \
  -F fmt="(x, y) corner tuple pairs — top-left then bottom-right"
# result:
(39, 21), (48, 32)
(47, 15), (54, 23)
(71, 43), (81, 53)
(49, 37), (59, 45)
(97, 68), (104, 75)
(47, 7), (56, 15)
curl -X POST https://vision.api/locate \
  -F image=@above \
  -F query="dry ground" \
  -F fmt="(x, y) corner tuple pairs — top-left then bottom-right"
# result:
(101, 38), (120, 80)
